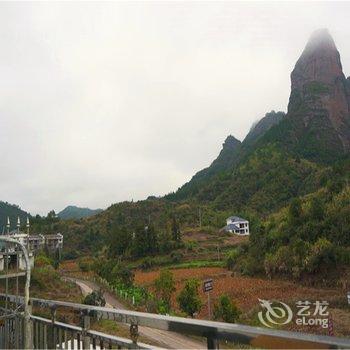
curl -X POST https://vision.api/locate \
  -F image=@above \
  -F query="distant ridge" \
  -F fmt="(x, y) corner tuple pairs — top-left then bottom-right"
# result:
(58, 205), (103, 220)
(168, 110), (285, 200)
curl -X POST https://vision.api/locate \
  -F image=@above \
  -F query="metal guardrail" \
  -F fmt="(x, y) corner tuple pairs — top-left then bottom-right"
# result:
(1, 293), (350, 349)
(30, 315), (161, 349)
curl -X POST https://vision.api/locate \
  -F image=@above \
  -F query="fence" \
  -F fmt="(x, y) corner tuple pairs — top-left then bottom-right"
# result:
(1, 293), (350, 349)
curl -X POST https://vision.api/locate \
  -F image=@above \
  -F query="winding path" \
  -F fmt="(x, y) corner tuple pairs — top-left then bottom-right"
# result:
(68, 277), (205, 349)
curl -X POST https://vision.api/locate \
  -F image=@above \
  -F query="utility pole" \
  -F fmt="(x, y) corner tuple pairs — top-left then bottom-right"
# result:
(207, 291), (211, 319)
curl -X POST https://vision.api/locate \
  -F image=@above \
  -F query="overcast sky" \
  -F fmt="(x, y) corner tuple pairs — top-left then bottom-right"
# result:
(1, 1), (350, 215)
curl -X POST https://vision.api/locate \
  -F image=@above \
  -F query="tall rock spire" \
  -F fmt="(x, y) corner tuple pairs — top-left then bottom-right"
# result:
(291, 29), (343, 89)
(288, 28), (350, 154)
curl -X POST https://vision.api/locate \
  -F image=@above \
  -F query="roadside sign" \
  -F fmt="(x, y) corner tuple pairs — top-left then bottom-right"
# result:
(203, 279), (213, 319)
(203, 279), (213, 293)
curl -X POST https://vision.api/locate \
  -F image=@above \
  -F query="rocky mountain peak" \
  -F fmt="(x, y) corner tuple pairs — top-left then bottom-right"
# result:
(222, 135), (241, 149)
(291, 29), (343, 91)
(288, 29), (350, 153)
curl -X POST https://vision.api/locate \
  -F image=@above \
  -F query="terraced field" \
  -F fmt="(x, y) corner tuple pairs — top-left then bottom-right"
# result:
(134, 267), (350, 337)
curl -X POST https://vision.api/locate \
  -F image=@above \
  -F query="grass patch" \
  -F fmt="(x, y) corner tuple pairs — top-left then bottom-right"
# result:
(168, 260), (225, 269)
(305, 81), (330, 94)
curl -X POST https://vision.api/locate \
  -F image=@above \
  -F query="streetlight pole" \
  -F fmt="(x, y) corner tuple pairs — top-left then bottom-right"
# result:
(0, 236), (32, 349)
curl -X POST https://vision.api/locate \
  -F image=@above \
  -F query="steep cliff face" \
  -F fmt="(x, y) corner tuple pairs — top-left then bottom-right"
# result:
(287, 29), (350, 156)
(170, 135), (242, 200)
(244, 111), (285, 146)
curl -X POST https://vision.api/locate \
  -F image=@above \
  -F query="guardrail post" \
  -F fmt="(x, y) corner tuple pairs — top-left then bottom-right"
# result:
(82, 313), (91, 350)
(207, 336), (219, 349)
(48, 307), (56, 349)
(130, 323), (139, 348)
(24, 303), (34, 349)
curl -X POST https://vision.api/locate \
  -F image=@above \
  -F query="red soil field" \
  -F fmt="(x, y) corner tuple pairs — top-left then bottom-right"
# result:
(134, 267), (348, 326)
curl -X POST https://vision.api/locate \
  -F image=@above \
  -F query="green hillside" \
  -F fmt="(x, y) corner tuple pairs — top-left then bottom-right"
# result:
(0, 201), (29, 232)
(169, 111), (285, 201)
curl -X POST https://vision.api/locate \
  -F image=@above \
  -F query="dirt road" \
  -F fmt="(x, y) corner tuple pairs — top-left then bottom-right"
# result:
(69, 278), (205, 349)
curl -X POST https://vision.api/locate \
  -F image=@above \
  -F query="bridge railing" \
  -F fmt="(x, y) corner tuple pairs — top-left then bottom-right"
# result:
(1, 293), (350, 349)
(0, 236), (31, 349)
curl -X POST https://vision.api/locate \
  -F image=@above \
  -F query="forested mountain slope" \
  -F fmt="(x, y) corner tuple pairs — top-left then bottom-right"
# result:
(169, 110), (285, 201)
(0, 201), (29, 232)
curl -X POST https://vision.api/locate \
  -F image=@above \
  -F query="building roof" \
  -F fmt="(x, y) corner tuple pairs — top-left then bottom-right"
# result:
(28, 235), (45, 240)
(45, 233), (63, 239)
(8, 230), (26, 235)
(227, 216), (247, 222)
(224, 224), (240, 231)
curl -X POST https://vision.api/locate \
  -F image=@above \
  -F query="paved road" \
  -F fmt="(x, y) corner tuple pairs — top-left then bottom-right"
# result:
(69, 277), (205, 349)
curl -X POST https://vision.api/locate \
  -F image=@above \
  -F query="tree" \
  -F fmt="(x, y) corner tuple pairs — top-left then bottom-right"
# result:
(155, 269), (175, 311)
(107, 225), (131, 257)
(145, 224), (158, 254)
(226, 249), (240, 270)
(309, 197), (324, 221)
(213, 295), (241, 323)
(171, 216), (181, 242)
(133, 225), (149, 257)
(177, 278), (202, 317)
(305, 238), (336, 273)
(53, 248), (60, 270)
(111, 264), (134, 286)
(288, 198), (303, 227)
(132, 224), (158, 257)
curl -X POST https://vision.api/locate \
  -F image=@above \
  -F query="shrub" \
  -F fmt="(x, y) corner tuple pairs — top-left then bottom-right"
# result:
(304, 238), (337, 273)
(184, 240), (198, 252)
(226, 249), (240, 270)
(62, 250), (79, 260)
(83, 289), (106, 307)
(78, 257), (95, 272)
(155, 269), (175, 311)
(35, 255), (53, 268)
(170, 251), (183, 264)
(110, 264), (134, 286)
(139, 257), (155, 271)
(213, 295), (241, 323)
(236, 255), (262, 276)
(177, 278), (202, 317)
(31, 265), (60, 289)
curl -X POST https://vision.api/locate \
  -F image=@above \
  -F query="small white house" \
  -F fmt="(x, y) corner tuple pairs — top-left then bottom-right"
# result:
(224, 216), (249, 235)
